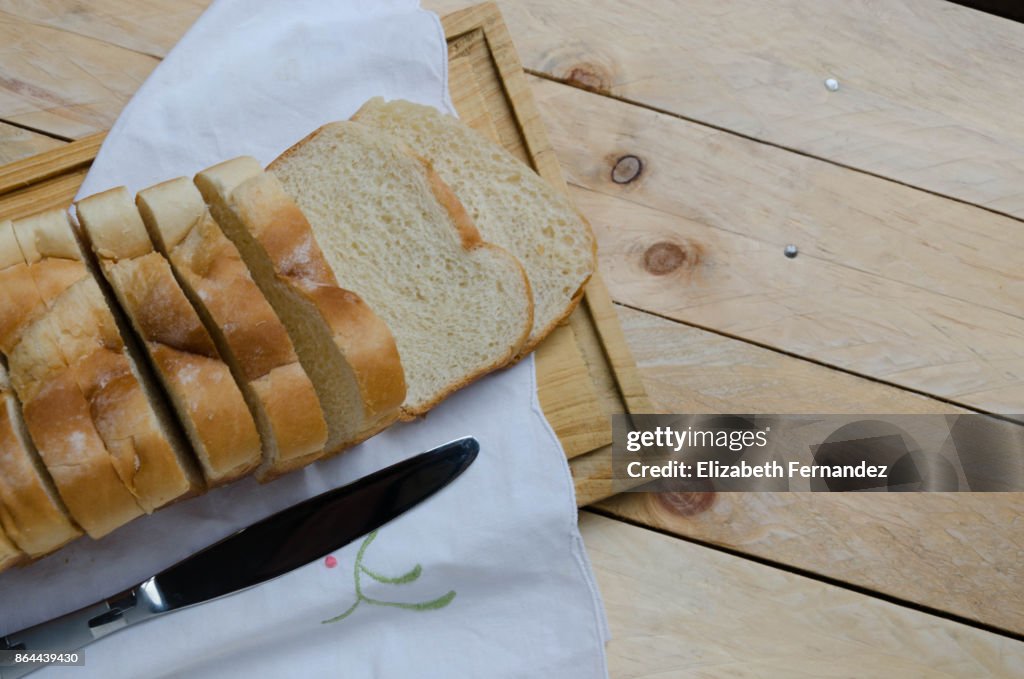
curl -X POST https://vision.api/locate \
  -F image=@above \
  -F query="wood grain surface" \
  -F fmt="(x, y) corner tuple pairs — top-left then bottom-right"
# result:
(0, 8), (157, 139)
(532, 76), (1024, 416)
(428, 0), (1024, 221)
(0, 122), (63, 165)
(582, 512), (1024, 678)
(605, 304), (1024, 635)
(0, 0), (207, 58)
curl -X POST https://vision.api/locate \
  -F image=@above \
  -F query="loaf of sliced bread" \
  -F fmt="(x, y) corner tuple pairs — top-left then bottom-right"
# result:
(137, 178), (329, 481)
(268, 122), (533, 416)
(195, 158), (406, 452)
(353, 98), (595, 354)
(76, 188), (262, 486)
(0, 360), (81, 557)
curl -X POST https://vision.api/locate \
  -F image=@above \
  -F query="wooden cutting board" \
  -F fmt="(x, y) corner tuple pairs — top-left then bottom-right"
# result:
(0, 1), (649, 507)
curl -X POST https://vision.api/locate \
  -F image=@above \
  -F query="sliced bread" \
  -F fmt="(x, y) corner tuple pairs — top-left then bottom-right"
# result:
(137, 178), (329, 481)
(267, 122), (533, 416)
(195, 158), (406, 452)
(75, 188), (262, 486)
(0, 218), (85, 353)
(8, 309), (144, 538)
(1, 218), (140, 540)
(0, 361), (81, 557)
(13, 209), (204, 513)
(353, 98), (596, 354)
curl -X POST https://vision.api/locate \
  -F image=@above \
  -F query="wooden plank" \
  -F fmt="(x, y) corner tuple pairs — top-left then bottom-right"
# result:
(428, 0), (1024, 221)
(530, 76), (1024, 416)
(581, 512), (1024, 678)
(448, 55), (502, 144)
(0, 122), (64, 166)
(0, 167), (88, 221)
(0, 131), (103, 195)
(445, 14), (531, 166)
(600, 304), (1024, 635)
(569, 446), (613, 507)
(0, 1), (209, 59)
(0, 10), (158, 139)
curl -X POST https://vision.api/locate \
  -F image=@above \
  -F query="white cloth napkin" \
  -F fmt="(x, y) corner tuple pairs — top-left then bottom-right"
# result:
(0, 1), (609, 676)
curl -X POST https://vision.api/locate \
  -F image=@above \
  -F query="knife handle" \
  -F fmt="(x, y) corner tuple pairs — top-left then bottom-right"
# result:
(1, 579), (166, 677)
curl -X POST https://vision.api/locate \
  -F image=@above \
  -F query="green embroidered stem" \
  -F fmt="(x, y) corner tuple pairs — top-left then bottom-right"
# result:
(321, 599), (360, 624)
(322, 530), (456, 624)
(361, 563), (422, 585)
(362, 590), (456, 611)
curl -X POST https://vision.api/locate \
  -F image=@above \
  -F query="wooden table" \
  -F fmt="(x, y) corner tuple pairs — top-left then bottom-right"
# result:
(1, 1), (1022, 675)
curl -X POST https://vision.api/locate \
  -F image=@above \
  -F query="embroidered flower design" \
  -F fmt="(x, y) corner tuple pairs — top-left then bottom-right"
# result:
(322, 530), (456, 624)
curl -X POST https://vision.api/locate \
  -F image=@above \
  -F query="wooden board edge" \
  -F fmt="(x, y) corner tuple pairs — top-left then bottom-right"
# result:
(467, 3), (653, 419)
(0, 132), (105, 197)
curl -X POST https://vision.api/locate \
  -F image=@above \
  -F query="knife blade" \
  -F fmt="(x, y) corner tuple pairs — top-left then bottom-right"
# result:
(0, 436), (478, 677)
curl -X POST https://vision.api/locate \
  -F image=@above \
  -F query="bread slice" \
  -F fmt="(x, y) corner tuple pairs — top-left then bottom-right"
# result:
(137, 178), (329, 481)
(3, 215), (142, 540)
(195, 158), (406, 453)
(11, 209), (204, 514)
(75, 188), (262, 485)
(0, 218), (86, 354)
(5, 209), (203, 528)
(8, 309), (144, 538)
(267, 122), (533, 416)
(353, 98), (596, 354)
(0, 361), (81, 557)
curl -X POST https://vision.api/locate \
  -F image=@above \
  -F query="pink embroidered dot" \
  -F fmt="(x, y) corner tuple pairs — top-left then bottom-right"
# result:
(324, 555), (338, 569)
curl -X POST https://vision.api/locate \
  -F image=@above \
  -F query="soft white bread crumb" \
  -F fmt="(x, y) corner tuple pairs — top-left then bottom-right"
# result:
(195, 158), (406, 452)
(269, 121), (533, 416)
(353, 97), (595, 354)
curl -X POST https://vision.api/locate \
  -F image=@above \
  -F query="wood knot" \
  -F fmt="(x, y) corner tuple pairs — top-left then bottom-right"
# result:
(643, 241), (688, 275)
(655, 489), (716, 517)
(611, 155), (643, 184)
(564, 63), (611, 94)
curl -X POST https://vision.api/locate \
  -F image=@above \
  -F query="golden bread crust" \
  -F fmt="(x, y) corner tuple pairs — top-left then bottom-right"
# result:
(14, 325), (143, 539)
(137, 177), (329, 478)
(208, 163), (406, 447)
(77, 188), (260, 486)
(0, 371), (81, 558)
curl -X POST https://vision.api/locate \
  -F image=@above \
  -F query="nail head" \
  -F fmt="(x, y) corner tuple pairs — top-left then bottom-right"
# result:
(825, 78), (840, 92)
(784, 244), (799, 258)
